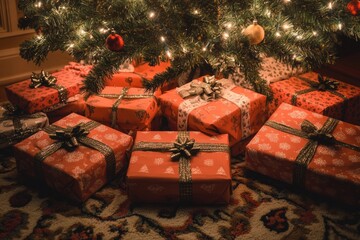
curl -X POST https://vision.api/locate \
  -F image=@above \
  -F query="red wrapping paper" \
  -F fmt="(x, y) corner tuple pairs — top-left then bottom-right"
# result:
(13, 113), (133, 202)
(246, 103), (360, 205)
(127, 131), (232, 204)
(268, 72), (360, 125)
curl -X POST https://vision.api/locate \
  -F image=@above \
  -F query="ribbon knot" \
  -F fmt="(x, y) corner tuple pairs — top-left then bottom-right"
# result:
(169, 137), (201, 161)
(29, 70), (57, 88)
(301, 120), (335, 145)
(48, 124), (89, 150)
(179, 76), (223, 101)
(311, 74), (339, 91)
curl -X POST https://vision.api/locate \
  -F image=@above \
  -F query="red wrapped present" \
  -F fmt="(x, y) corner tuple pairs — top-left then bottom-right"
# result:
(0, 103), (48, 149)
(246, 103), (360, 205)
(13, 113), (133, 202)
(159, 76), (267, 152)
(104, 61), (177, 92)
(127, 131), (231, 204)
(84, 86), (160, 133)
(268, 72), (360, 125)
(5, 69), (83, 114)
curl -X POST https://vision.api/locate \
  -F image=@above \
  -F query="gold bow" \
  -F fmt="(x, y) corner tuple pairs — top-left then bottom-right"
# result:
(301, 120), (335, 145)
(169, 136), (201, 161)
(179, 76), (223, 101)
(29, 70), (57, 88)
(311, 74), (339, 91)
(48, 124), (89, 150)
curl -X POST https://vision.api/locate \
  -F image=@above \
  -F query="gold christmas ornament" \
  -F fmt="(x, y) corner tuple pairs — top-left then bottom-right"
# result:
(243, 20), (265, 45)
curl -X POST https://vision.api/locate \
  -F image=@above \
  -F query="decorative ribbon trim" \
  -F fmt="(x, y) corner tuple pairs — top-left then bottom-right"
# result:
(265, 119), (360, 186)
(178, 76), (223, 101)
(132, 131), (229, 203)
(177, 77), (252, 139)
(29, 70), (68, 104)
(37, 120), (116, 181)
(97, 88), (155, 129)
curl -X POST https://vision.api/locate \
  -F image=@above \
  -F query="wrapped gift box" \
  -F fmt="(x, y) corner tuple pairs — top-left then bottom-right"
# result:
(158, 76), (267, 151)
(5, 68), (84, 114)
(127, 131), (232, 204)
(245, 103), (360, 205)
(268, 72), (360, 125)
(0, 103), (48, 149)
(104, 61), (177, 91)
(13, 113), (133, 202)
(85, 86), (160, 133)
(231, 57), (303, 89)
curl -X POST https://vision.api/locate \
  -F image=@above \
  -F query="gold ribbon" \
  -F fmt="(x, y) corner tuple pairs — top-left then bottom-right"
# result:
(98, 87), (155, 129)
(178, 76), (223, 101)
(35, 120), (117, 182)
(132, 131), (229, 203)
(29, 70), (68, 104)
(265, 118), (360, 187)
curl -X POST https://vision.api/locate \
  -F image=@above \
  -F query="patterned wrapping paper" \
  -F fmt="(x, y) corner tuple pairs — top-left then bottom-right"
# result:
(85, 86), (160, 133)
(159, 77), (267, 147)
(268, 72), (360, 125)
(127, 131), (232, 204)
(45, 94), (86, 124)
(13, 113), (133, 202)
(5, 69), (83, 114)
(245, 103), (360, 205)
(0, 103), (49, 149)
(104, 61), (177, 91)
(230, 57), (303, 89)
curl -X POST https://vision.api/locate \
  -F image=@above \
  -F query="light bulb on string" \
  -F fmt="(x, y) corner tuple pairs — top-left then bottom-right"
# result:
(149, 11), (155, 19)
(160, 36), (166, 42)
(223, 32), (229, 40)
(35, 1), (42, 8)
(328, 2), (333, 9)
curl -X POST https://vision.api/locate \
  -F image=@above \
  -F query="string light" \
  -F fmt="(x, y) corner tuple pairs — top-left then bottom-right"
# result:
(284, 0), (291, 3)
(223, 32), (229, 40)
(225, 23), (233, 29)
(34, 1), (42, 8)
(275, 31), (281, 37)
(193, 9), (200, 15)
(338, 22), (343, 30)
(312, 31), (318, 36)
(328, 2), (333, 9)
(166, 50), (172, 58)
(282, 23), (291, 30)
(160, 36), (166, 42)
(149, 11), (155, 18)
(202, 47), (207, 52)
(36, 35), (43, 40)
(265, 9), (271, 17)
(99, 28), (108, 33)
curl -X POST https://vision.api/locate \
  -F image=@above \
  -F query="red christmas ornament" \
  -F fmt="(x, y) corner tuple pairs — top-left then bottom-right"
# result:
(106, 30), (124, 51)
(347, 0), (360, 16)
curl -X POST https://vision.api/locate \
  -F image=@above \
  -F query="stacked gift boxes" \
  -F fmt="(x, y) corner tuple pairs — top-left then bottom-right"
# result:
(5, 58), (360, 206)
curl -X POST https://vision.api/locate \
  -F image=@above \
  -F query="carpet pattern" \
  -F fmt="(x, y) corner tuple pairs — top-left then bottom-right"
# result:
(0, 151), (359, 240)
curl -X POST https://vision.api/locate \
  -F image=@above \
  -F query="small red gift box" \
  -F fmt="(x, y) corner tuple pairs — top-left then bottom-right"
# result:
(268, 72), (360, 125)
(13, 113), (133, 202)
(85, 86), (160, 133)
(5, 68), (84, 114)
(159, 76), (267, 153)
(127, 131), (232, 204)
(246, 103), (360, 205)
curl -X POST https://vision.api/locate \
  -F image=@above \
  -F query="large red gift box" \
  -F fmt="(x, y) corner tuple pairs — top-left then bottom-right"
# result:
(159, 76), (267, 154)
(104, 61), (177, 91)
(13, 113), (133, 202)
(246, 103), (360, 205)
(268, 72), (360, 124)
(84, 86), (160, 133)
(5, 68), (84, 114)
(127, 131), (232, 204)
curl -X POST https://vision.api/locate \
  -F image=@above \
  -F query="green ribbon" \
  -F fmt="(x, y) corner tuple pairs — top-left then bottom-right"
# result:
(98, 87), (154, 129)
(178, 76), (223, 101)
(29, 70), (68, 104)
(35, 120), (117, 182)
(265, 118), (360, 187)
(132, 131), (229, 203)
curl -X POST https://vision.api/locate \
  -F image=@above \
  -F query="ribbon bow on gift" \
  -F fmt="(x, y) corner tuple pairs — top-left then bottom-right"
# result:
(179, 76), (223, 101)
(169, 136), (201, 161)
(29, 70), (57, 88)
(48, 124), (89, 150)
(301, 120), (336, 145)
(310, 74), (339, 91)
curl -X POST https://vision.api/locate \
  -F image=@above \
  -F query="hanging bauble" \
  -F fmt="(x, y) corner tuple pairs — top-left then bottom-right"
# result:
(243, 20), (265, 45)
(347, 0), (360, 16)
(106, 29), (124, 51)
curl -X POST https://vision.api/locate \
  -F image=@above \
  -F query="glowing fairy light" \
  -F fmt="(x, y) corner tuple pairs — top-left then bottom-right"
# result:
(35, 1), (42, 8)
(160, 36), (166, 42)
(149, 11), (155, 18)
(328, 2), (333, 9)
(275, 31), (281, 37)
(223, 32), (229, 40)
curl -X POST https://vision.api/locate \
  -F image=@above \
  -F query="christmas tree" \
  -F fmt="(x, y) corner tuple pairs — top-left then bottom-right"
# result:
(18, 0), (360, 98)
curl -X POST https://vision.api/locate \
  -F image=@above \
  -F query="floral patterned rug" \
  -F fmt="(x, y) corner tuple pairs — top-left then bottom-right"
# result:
(0, 149), (359, 240)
